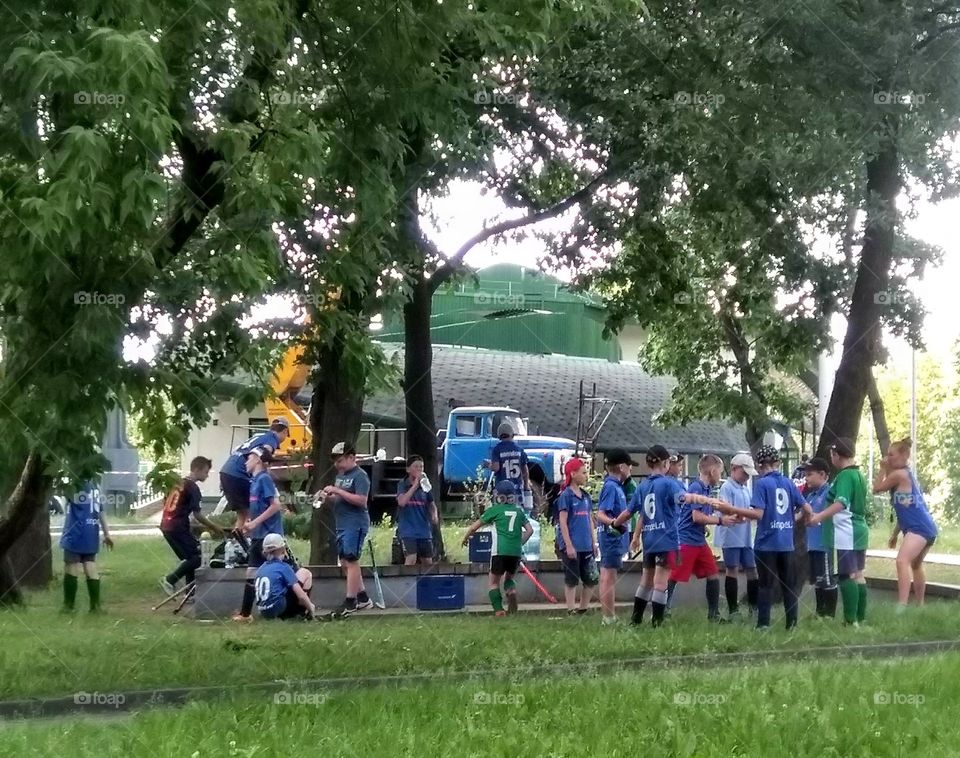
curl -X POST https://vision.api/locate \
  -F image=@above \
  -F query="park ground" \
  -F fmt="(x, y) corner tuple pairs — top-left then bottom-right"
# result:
(1, 523), (959, 755)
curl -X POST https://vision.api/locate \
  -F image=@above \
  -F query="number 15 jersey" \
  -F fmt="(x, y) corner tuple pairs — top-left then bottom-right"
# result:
(491, 440), (528, 493)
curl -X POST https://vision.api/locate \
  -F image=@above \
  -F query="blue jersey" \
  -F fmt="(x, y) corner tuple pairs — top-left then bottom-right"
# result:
(677, 479), (714, 547)
(490, 440), (528, 491)
(715, 478), (753, 548)
(597, 475), (629, 553)
(255, 559), (299, 617)
(333, 466), (371, 530)
(395, 477), (434, 539)
(220, 431), (281, 479)
(555, 486), (594, 553)
(248, 471), (280, 539)
(804, 483), (830, 552)
(752, 471), (805, 552)
(59, 483), (102, 556)
(892, 469), (938, 541)
(630, 474), (683, 553)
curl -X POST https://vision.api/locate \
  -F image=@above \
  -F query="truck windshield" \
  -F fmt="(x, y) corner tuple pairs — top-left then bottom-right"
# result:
(492, 412), (527, 436)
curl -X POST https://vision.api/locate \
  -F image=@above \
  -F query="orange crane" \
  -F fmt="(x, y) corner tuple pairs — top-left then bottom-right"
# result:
(264, 340), (311, 459)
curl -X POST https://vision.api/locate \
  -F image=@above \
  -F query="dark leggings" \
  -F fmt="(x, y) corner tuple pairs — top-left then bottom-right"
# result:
(755, 550), (798, 628)
(163, 531), (201, 586)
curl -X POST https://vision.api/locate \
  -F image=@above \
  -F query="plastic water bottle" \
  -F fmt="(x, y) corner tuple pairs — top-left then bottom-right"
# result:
(376, 447), (387, 461)
(200, 536), (213, 568)
(224, 538), (240, 569)
(420, 475), (432, 494)
(522, 519), (541, 562)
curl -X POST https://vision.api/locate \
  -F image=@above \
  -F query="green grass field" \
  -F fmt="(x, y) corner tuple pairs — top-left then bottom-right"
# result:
(3, 653), (956, 757)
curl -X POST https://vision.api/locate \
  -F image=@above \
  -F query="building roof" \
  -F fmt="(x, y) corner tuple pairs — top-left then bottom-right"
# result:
(344, 346), (749, 455)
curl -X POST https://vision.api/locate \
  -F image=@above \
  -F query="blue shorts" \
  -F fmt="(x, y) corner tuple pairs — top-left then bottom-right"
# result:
(722, 547), (756, 569)
(599, 536), (625, 570)
(336, 526), (368, 561)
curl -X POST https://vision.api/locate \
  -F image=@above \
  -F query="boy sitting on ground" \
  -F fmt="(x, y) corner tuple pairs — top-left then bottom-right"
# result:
(255, 533), (315, 620)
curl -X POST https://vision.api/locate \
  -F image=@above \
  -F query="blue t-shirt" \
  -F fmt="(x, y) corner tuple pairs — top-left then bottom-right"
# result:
(597, 475), (629, 552)
(892, 469), (938, 541)
(220, 431), (281, 478)
(555, 486), (594, 553)
(715, 479), (753, 549)
(333, 466), (371, 530)
(395, 477), (433, 539)
(491, 440), (528, 492)
(248, 471), (281, 540)
(805, 483), (830, 552)
(677, 479), (714, 547)
(752, 471), (805, 552)
(255, 559), (299, 617)
(59, 483), (102, 556)
(630, 474), (683, 553)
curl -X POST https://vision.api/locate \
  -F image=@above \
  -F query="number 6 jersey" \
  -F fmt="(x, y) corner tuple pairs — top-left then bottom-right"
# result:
(629, 474), (684, 554)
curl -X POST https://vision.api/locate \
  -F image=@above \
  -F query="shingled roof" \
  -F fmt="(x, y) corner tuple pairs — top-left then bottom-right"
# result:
(357, 346), (749, 456)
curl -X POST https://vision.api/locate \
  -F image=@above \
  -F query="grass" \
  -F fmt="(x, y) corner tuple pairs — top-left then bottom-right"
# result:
(3, 653), (958, 756)
(1, 536), (959, 702)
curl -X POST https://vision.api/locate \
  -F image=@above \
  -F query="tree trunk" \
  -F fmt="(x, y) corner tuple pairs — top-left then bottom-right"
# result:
(403, 275), (440, 484)
(308, 337), (366, 565)
(867, 371), (891, 456)
(0, 453), (50, 606)
(7, 506), (52, 589)
(816, 136), (900, 460)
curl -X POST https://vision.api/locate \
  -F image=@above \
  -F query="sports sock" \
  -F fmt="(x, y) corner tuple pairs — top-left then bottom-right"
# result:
(839, 578), (859, 624)
(632, 586), (652, 624)
(489, 588), (504, 612)
(814, 587), (824, 616)
(705, 578), (720, 618)
(357, 590), (370, 603)
(63, 574), (78, 610)
(651, 589), (668, 627)
(857, 583), (868, 623)
(746, 578), (759, 609)
(86, 578), (101, 611)
(666, 580), (678, 609)
(822, 586), (838, 618)
(724, 576), (739, 613)
(240, 579), (255, 617)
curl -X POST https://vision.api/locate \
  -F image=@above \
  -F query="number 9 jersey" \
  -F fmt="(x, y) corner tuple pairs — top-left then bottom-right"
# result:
(629, 474), (684, 553)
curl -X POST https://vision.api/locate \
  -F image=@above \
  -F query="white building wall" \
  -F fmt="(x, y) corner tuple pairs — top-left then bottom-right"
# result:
(179, 401), (260, 498)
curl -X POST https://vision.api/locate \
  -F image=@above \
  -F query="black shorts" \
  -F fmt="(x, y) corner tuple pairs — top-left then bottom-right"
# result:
(401, 538), (434, 559)
(807, 550), (835, 585)
(490, 555), (520, 576)
(642, 550), (675, 570)
(837, 549), (866, 576)
(220, 472), (250, 512)
(561, 551), (599, 587)
(63, 550), (97, 564)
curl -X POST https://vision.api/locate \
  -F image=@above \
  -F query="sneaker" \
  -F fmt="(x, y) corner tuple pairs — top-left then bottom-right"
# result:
(231, 613), (253, 623)
(754, 624), (771, 633)
(895, 603), (908, 615)
(601, 616), (619, 626)
(494, 610), (507, 617)
(159, 578), (175, 595)
(333, 601), (359, 619)
(708, 615), (729, 624)
(727, 610), (742, 623)
(843, 621), (860, 629)
(355, 598), (374, 611)
(507, 593), (518, 614)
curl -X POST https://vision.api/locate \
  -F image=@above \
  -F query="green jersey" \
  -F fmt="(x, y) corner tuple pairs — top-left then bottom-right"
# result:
(480, 502), (529, 557)
(822, 465), (869, 550)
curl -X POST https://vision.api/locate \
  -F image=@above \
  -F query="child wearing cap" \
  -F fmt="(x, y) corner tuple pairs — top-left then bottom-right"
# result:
(462, 480), (533, 616)
(873, 438), (935, 611)
(219, 419), (289, 529)
(485, 422), (531, 505)
(596, 449), (636, 625)
(715, 453), (760, 620)
(555, 458), (599, 615)
(255, 533), (315, 619)
(803, 457), (837, 618)
(805, 437), (869, 626)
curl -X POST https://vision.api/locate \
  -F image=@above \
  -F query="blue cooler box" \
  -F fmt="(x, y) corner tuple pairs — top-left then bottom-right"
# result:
(468, 531), (492, 563)
(416, 574), (466, 611)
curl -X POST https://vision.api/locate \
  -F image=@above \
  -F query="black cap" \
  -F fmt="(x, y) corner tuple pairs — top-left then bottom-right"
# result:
(804, 456), (830, 474)
(755, 444), (780, 464)
(831, 437), (856, 458)
(605, 449), (638, 467)
(646, 445), (670, 463)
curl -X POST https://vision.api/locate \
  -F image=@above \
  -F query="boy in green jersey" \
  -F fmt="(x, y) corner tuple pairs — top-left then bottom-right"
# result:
(805, 437), (870, 626)
(462, 480), (534, 616)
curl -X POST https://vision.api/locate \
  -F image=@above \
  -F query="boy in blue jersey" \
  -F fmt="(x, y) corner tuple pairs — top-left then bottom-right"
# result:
(716, 445), (805, 630)
(715, 453), (760, 620)
(321, 442), (373, 618)
(556, 458), (599, 614)
(255, 534), (316, 620)
(485, 422), (530, 504)
(234, 447), (284, 621)
(803, 457), (837, 618)
(219, 419), (289, 528)
(60, 481), (113, 612)
(396, 454), (438, 566)
(595, 449), (638, 625)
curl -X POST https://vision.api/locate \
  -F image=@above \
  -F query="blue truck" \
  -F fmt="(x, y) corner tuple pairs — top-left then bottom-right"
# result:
(438, 406), (578, 514)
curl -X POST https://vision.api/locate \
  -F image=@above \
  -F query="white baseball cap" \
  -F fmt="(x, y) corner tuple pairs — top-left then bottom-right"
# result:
(262, 533), (286, 552)
(730, 452), (758, 476)
(330, 442), (356, 456)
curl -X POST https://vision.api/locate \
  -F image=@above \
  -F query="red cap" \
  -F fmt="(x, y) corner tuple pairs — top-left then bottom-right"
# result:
(562, 458), (586, 490)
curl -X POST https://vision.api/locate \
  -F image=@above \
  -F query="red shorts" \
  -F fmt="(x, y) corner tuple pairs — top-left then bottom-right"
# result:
(669, 544), (718, 582)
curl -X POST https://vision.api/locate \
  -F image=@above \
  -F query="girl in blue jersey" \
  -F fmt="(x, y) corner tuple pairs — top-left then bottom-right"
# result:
(556, 458), (599, 614)
(60, 482), (113, 612)
(873, 438), (938, 610)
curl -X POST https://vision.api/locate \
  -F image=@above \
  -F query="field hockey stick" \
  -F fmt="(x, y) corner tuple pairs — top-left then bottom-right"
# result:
(366, 540), (387, 609)
(172, 583), (196, 614)
(151, 580), (195, 611)
(519, 562), (558, 604)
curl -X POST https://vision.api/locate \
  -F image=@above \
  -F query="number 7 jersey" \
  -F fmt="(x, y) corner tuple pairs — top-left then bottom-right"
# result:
(480, 503), (529, 557)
